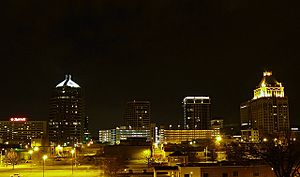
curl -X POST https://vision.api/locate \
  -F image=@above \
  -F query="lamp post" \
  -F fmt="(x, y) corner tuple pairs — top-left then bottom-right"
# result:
(34, 147), (39, 152)
(204, 146), (208, 162)
(42, 155), (48, 177)
(71, 149), (75, 175)
(28, 150), (33, 160)
(0, 148), (3, 166)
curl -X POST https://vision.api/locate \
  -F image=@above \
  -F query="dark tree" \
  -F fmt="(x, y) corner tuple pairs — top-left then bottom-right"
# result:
(5, 151), (18, 170)
(225, 142), (249, 164)
(249, 132), (300, 177)
(99, 157), (127, 177)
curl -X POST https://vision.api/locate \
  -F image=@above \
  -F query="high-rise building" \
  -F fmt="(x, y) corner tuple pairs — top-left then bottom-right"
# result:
(0, 117), (47, 147)
(211, 119), (223, 136)
(240, 71), (289, 135)
(183, 96), (211, 130)
(48, 75), (85, 146)
(124, 100), (150, 130)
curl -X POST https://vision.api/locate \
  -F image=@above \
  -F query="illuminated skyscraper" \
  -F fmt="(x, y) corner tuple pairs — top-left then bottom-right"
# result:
(240, 71), (289, 135)
(48, 75), (86, 146)
(183, 96), (211, 130)
(124, 100), (150, 130)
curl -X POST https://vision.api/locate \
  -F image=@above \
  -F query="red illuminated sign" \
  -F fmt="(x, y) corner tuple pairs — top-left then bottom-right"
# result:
(10, 117), (27, 122)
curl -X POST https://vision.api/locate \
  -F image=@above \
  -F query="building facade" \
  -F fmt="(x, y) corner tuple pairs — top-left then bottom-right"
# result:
(0, 117), (47, 147)
(160, 129), (214, 144)
(99, 126), (151, 145)
(178, 163), (275, 177)
(124, 100), (151, 130)
(241, 129), (260, 143)
(183, 96), (211, 130)
(48, 75), (86, 146)
(211, 119), (223, 136)
(240, 71), (289, 136)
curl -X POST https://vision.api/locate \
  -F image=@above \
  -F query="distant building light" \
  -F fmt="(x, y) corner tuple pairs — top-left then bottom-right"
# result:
(240, 105), (247, 109)
(10, 117), (27, 122)
(291, 128), (299, 131)
(263, 71), (272, 76)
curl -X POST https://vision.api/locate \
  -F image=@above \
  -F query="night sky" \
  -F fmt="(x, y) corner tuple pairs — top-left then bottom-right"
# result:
(1, 1), (300, 135)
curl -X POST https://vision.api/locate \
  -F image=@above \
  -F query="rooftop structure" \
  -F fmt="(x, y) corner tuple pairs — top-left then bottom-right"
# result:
(253, 71), (284, 99)
(56, 75), (80, 88)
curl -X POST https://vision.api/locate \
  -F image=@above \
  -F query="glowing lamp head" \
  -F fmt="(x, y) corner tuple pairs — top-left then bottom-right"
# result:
(43, 155), (48, 161)
(216, 136), (222, 142)
(34, 147), (39, 151)
(57, 145), (63, 151)
(263, 71), (272, 77)
(28, 150), (33, 155)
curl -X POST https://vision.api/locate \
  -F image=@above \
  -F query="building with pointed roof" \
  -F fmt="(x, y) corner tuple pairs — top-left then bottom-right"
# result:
(48, 75), (86, 146)
(240, 71), (289, 136)
(253, 71), (285, 99)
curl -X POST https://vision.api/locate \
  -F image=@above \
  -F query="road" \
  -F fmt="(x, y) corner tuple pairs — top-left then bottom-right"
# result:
(0, 163), (101, 177)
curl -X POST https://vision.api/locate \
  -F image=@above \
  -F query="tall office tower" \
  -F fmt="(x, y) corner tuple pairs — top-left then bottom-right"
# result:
(124, 100), (151, 130)
(48, 75), (85, 146)
(240, 71), (289, 135)
(183, 96), (211, 130)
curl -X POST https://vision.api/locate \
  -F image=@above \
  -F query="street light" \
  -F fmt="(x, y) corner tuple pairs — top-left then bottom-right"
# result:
(42, 155), (48, 177)
(71, 149), (75, 174)
(204, 146), (208, 162)
(28, 150), (33, 160)
(0, 148), (4, 166)
(216, 136), (222, 142)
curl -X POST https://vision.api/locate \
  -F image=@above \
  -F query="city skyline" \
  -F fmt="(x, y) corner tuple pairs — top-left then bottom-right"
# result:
(1, 1), (299, 135)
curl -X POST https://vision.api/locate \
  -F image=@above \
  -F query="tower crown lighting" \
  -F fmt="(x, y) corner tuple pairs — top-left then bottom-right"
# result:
(253, 71), (284, 99)
(56, 75), (80, 88)
(263, 71), (272, 77)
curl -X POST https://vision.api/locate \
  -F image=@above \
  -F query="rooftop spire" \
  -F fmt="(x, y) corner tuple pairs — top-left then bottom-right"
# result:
(56, 74), (80, 88)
